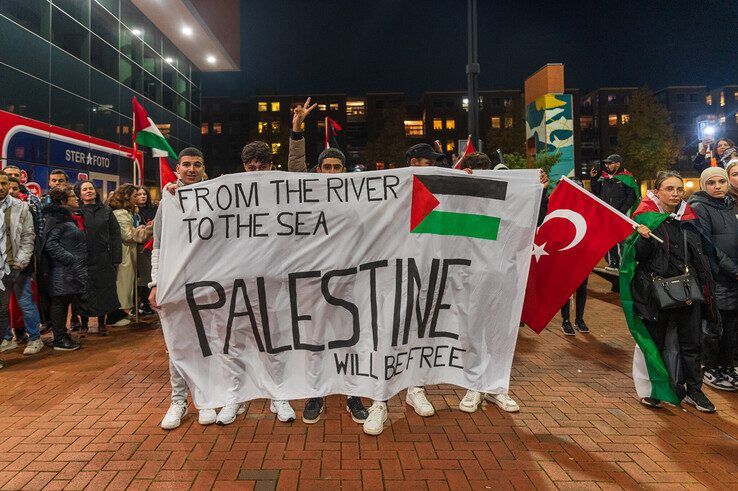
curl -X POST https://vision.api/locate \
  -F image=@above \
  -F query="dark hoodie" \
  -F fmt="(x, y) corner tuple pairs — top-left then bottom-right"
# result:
(688, 191), (738, 310)
(40, 205), (88, 297)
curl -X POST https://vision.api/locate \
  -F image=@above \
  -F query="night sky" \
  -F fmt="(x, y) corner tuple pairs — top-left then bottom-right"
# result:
(202, 0), (738, 100)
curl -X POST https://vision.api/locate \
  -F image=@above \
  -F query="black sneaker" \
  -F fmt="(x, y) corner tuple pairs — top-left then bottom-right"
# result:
(640, 397), (661, 408)
(302, 397), (324, 424)
(346, 396), (368, 423)
(561, 320), (576, 336)
(53, 335), (81, 351)
(684, 389), (716, 413)
(575, 320), (590, 334)
(703, 368), (734, 391)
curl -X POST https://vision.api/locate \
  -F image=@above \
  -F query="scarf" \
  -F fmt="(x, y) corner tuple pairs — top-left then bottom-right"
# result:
(0, 197), (11, 290)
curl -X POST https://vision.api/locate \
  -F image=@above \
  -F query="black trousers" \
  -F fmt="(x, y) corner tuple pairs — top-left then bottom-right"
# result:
(50, 294), (76, 343)
(644, 305), (702, 393)
(561, 277), (588, 322)
(702, 309), (738, 370)
(607, 243), (621, 267)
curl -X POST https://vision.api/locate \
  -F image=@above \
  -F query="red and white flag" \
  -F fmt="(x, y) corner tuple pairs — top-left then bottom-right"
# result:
(521, 177), (635, 332)
(453, 135), (475, 169)
(159, 157), (178, 189)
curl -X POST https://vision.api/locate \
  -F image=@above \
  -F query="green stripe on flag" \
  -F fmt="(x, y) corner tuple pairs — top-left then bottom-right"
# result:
(135, 130), (178, 159)
(619, 211), (679, 404)
(411, 210), (500, 240)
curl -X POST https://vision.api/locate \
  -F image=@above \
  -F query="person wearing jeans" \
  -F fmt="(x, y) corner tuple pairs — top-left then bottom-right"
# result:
(0, 173), (41, 367)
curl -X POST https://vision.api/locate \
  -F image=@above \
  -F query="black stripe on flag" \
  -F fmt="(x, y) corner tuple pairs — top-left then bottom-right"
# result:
(416, 174), (508, 200)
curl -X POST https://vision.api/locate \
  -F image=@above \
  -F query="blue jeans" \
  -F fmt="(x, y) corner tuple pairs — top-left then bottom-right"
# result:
(1, 270), (41, 341)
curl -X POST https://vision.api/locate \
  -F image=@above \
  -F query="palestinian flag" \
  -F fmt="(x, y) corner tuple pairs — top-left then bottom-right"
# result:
(324, 117), (342, 150)
(133, 97), (178, 159)
(602, 170), (640, 216)
(619, 191), (697, 405)
(410, 173), (507, 240)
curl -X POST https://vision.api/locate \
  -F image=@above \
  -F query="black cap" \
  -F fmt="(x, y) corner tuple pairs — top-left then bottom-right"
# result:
(603, 154), (623, 163)
(405, 143), (445, 162)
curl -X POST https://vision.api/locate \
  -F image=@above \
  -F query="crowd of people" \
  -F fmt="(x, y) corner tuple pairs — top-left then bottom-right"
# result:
(0, 167), (156, 359)
(1, 97), (736, 436)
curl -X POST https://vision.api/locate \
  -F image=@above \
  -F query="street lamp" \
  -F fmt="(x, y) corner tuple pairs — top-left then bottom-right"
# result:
(467, 0), (480, 150)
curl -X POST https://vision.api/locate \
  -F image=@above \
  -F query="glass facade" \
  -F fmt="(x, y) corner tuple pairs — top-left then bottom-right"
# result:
(0, 0), (202, 187)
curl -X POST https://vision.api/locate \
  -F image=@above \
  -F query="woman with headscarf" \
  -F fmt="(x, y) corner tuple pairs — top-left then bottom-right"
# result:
(688, 167), (738, 391)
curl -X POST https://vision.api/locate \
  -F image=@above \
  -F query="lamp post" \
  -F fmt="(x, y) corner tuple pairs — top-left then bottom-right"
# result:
(467, 0), (480, 149)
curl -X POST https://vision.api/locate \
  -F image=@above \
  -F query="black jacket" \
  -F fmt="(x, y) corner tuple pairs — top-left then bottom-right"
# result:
(693, 148), (736, 172)
(40, 206), (88, 297)
(590, 173), (637, 215)
(631, 217), (716, 322)
(77, 203), (122, 315)
(688, 191), (738, 310)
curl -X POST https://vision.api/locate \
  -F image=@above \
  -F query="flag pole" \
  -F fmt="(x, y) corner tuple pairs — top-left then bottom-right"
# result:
(560, 176), (664, 243)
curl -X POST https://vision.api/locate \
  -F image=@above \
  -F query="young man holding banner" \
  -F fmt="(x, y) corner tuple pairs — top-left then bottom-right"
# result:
(287, 100), (372, 425)
(151, 148), (247, 428)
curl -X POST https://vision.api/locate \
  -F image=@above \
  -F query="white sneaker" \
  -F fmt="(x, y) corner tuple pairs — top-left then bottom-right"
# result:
(198, 408), (217, 425)
(23, 339), (44, 355)
(270, 400), (296, 423)
(486, 393), (519, 413)
(405, 387), (435, 417)
(110, 318), (131, 327)
(363, 401), (388, 436)
(161, 400), (188, 430)
(216, 403), (246, 426)
(0, 339), (18, 352)
(459, 390), (483, 413)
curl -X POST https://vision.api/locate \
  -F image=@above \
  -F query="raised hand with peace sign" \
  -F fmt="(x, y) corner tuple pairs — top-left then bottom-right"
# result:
(292, 97), (318, 132)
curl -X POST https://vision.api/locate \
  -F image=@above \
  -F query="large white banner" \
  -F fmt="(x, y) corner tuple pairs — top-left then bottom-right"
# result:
(157, 167), (541, 409)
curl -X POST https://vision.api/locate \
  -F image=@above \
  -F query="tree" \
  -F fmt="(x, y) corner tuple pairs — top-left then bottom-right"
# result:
(364, 106), (407, 166)
(617, 87), (681, 181)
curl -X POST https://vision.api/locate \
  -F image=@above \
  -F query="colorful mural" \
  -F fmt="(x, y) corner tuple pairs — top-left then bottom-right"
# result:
(525, 93), (574, 185)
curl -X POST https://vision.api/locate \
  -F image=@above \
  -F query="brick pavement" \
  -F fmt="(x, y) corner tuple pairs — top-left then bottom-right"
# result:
(0, 274), (736, 490)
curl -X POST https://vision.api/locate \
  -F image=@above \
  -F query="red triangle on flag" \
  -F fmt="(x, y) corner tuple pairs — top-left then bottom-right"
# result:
(159, 157), (177, 189)
(410, 176), (440, 230)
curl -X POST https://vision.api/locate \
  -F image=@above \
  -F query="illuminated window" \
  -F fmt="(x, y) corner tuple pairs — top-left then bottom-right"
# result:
(318, 104), (327, 111)
(504, 117), (514, 128)
(346, 100), (365, 117)
(404, 120), (424, 137)
(720, 115), (726, 124)
(580, 116), (593, 129)
(621, 114), (630, 124)
(271, 101), (280, 112)
(329, 103), (339, 111)
(445, 119), (456, 130)
(608, 114), (618, 126)
(212, 123), (222, 134)
(433, 118), (443, 131)
(462, 97), (469, 110)
(258, 102), (268, 112)
(271, 121), (281, 132)
(735, 114), (738, 124)
(503, 97), (512, 107)
(258, 121), (268, 134)
(300, 122), (305, 131)
(271, 142), (281, 154)
(446, 140), (454, 152)
(491, 117), (501, 129)
(200, 123), (209, 135)
(706, 95), (712, 106)
(720, 91), (725, 107)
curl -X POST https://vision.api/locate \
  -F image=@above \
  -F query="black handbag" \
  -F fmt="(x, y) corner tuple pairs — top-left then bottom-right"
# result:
(651, 230), (704, 309)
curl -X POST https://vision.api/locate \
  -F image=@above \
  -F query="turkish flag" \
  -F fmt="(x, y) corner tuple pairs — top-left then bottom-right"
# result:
(521, 177), (635, 332)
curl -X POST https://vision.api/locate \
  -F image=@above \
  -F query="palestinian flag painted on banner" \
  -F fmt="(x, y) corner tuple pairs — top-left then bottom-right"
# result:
(410, 174), (507, 240)
(133, 97), (178, 159)
(603, 170), (640, 216)
(324, 117), (342, 150)
(619, 191), (697, 404)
